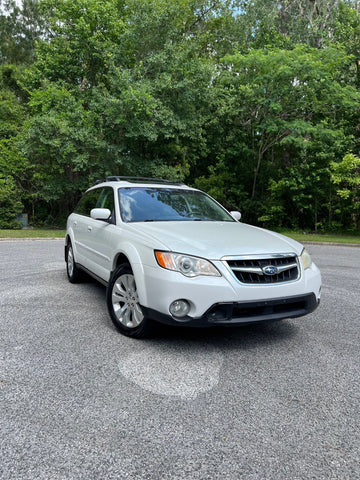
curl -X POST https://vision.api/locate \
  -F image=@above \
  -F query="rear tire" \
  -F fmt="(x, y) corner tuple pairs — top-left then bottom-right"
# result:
(106, 264), (152, 338)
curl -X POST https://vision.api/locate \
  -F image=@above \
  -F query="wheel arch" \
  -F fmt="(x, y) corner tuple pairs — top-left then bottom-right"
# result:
(111, 244), (148, 307)
(114, 252), (131, 269)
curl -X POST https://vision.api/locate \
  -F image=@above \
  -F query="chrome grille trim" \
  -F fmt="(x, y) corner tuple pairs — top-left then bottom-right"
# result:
(230, 262), (298, 275)
(223, 253), (300, 285)
(221, 253), (297, 261)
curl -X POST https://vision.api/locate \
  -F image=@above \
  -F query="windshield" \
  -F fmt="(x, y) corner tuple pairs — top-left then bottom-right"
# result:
(118, 187), (234, 223)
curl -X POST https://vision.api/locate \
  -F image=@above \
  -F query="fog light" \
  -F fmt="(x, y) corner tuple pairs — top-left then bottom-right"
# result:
(169, 299), (190, 318)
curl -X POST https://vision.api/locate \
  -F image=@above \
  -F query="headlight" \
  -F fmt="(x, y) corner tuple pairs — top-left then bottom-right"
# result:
(301, 248), (312, 270)
(155, 251), (221, 277)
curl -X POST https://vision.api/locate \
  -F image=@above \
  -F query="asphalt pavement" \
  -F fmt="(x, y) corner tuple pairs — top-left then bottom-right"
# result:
(0, 240), (359, 480)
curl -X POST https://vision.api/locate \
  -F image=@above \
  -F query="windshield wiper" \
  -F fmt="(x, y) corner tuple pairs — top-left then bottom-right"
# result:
(142, 218), (211, 222)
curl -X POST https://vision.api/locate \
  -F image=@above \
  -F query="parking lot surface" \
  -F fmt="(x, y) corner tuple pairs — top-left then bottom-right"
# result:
(0, 240), (359, 480)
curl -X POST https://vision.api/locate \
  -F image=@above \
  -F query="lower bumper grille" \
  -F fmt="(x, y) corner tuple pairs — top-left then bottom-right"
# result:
(205, 293), (318, 323)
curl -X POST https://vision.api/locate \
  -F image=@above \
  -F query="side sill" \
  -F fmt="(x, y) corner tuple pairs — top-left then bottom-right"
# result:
(77, 263), (109, 287)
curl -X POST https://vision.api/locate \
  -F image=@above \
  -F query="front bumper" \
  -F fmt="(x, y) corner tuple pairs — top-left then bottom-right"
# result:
(142, 292), (320, 327)
(138, 258), (321, 322)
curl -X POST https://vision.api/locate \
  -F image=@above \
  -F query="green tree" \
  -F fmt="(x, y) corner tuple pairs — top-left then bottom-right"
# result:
(22, 0), (222, 219)
(0, 63), (32, 224)
(20, 84), (110, 221)
(2, 0), (360, 230)
(0, 0), (45, 65)
(330, 153), (360, 228)
(234, 0), (344, 48)
(222, 46), (358, 196)
(0, 175), (23, 228)
(209, 44), (360, 227)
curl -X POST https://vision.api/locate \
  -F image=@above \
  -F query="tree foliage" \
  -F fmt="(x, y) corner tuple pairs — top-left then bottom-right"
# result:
(331, 153), (360, 228)
(1, 0), (360, 230)
(0, 0), (45, 64)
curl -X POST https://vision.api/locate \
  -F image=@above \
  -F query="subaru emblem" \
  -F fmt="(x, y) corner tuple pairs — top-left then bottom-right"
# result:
(263, 265), (278, 275)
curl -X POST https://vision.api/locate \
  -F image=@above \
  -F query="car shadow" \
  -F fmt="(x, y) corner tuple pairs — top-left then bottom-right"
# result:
(73, 276), (300, 350)
(148, 319), (299, 350)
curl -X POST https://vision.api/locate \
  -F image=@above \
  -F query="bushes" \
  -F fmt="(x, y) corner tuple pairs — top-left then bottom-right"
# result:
(0, 176), (23, 229)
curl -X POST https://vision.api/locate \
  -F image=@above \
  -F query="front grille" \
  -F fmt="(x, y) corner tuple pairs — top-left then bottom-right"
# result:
(225, 254), (299, 284)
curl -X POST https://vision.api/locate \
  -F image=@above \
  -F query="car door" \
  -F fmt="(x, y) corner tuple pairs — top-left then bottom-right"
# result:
(85, 187), (117, 280)
(71, 188), (102, 269)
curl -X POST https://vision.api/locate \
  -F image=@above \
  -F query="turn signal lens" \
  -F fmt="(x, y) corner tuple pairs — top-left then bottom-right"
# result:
(155, 251), (176, 270)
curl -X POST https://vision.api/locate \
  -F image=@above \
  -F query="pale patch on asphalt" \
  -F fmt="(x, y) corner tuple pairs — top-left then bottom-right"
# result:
(43, 261), (65, 271)
(0, 285), (43, 305)
(118, 342), (224, 399)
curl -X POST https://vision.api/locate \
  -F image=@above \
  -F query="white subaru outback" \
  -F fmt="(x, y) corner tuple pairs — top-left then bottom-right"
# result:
(65, 176), (321, 338)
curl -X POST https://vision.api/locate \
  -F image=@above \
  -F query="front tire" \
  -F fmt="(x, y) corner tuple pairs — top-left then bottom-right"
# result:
(106, 265), (152, 338)
(66, 241), (83, 283)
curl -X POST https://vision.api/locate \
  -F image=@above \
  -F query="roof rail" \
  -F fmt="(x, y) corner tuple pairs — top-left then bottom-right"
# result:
(94, 176), (185, 186)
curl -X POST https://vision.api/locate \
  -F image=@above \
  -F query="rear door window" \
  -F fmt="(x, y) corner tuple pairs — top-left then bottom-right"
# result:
(74, 189), (102, 217)
(74, 187), (115, 220)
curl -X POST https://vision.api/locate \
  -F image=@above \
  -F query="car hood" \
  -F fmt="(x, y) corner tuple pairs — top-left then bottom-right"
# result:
(129, 221), (303, 259)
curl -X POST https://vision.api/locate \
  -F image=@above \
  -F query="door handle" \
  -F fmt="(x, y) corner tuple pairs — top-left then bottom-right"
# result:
(73, 221), (77, 228)
(87, 226), (92, 232)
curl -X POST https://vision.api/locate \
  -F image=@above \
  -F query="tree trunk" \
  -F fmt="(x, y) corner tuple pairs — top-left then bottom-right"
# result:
(252, 152), (262, 199)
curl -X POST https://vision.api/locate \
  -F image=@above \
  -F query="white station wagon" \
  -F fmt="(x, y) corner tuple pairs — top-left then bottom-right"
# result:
(65, 176), (321, 338)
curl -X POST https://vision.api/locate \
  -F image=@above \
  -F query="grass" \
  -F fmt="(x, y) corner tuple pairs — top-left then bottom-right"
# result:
(0, 229), (66, 239)
(277, 230), (360, 244)
(1, 228), (360, 244)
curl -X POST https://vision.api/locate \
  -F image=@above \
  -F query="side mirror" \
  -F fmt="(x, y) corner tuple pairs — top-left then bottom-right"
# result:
(230, 211), (241, 221)
(90, 208), (111, 221)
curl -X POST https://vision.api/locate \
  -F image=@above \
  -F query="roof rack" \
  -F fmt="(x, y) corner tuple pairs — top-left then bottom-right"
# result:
(94, 176), (185, 186)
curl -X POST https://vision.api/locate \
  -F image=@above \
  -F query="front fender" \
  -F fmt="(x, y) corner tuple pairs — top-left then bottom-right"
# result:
(112, 242), (154, 307)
